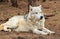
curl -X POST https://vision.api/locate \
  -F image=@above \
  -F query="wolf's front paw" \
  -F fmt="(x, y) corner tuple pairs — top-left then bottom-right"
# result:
(39, 32), (49, 35)
(48, 31), (55, 35)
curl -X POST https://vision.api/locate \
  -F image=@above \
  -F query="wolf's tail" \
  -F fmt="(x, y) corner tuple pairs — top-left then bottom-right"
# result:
(0, 24), (4, 31)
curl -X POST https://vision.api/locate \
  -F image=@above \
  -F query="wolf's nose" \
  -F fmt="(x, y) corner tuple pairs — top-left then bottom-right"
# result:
(40, 16), (43, 19)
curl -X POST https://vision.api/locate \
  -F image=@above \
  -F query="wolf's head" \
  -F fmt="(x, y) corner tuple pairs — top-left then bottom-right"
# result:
(26, 5), (44, 21)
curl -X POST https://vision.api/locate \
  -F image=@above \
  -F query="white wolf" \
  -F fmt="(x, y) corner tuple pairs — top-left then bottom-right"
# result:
(0, 5), (55, 35)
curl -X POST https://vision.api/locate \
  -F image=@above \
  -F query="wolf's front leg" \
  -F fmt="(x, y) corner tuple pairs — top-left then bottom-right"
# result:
(40, 18), (55, 35)
(43, 27), (55, 34)
(33, 29), (48, 35)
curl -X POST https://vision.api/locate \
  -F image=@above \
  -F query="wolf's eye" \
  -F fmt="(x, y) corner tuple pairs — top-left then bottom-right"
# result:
(35, 12), (38, 14)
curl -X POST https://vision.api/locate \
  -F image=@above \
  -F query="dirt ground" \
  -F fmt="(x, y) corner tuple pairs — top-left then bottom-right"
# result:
(0, 0), (60, 39)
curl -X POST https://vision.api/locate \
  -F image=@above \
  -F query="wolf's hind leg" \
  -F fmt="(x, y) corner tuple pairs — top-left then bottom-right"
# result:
(4, 26), (11, 32)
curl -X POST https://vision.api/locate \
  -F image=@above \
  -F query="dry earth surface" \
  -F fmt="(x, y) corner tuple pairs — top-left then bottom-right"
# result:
(0, 0), (60, 39)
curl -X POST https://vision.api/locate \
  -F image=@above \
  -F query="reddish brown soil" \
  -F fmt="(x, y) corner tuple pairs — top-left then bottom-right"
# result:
(0, 0), (60, 39)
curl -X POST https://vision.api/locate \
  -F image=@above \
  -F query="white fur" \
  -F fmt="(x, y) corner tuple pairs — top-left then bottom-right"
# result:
(1, 5), (55, 35)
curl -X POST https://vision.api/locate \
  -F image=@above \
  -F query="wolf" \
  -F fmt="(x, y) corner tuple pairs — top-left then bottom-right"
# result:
(0, 5), (55, 35)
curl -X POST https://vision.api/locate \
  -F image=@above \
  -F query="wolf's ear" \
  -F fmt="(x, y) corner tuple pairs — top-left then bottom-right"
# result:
(29, 5), (33, 11)
(29, 5), (32, 9)
(39, 5), (42, 8)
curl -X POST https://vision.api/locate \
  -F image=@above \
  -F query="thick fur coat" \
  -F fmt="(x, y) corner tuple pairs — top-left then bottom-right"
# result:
(0, 5), (55, 35)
